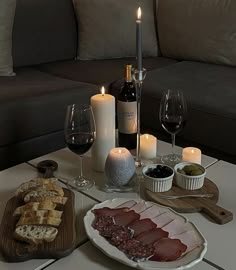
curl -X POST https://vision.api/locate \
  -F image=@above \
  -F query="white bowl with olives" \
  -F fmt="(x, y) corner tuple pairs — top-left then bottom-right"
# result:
(174, 162), (206, 190)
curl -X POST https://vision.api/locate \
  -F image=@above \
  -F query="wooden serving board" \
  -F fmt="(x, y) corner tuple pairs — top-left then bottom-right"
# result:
(146, 178), (233, 225)
(0, 188), (76, 262)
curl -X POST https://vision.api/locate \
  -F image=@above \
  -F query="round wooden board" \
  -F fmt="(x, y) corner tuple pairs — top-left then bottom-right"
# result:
(145, 178), (233, 224)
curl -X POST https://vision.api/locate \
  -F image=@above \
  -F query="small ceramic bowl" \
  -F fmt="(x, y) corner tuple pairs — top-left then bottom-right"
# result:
(142, 164), (174, 192)
(174, 162), (206, 190)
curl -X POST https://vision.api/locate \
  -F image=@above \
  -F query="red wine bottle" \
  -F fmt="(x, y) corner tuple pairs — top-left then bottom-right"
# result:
(117, 64), (137, 149)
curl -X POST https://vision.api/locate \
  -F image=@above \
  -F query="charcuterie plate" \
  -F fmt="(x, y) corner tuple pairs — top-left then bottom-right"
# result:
(84, 198), (207, 270)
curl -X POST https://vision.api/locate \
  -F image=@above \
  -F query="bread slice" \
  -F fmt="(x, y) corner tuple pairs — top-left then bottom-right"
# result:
(22, 209), (63, 219)
(13, 200), (57, 216)
(17, 215), (62, 227)
(24, 190), (68, 205)
(14, 225), (58, 245)
(15, 178), (58, 198)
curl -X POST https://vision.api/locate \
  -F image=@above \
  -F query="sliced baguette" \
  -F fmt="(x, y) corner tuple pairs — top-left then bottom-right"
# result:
(17, 215), (62, 227)
(22, 209), (63, 219)
(15, 178), (58, 198)
(14, 225), (58, 245)
(24, 190), (68, 205)
(13, 200), (57, 216)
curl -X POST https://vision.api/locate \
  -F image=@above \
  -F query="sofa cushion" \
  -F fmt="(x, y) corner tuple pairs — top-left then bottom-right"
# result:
(157, 0), (236, 66)
(0, 0), (16, 76)
(38, 57), (177, 85)
(0, 68), (98, 148)
(73, 0), (158, 60)
(110, 61), (236, 158)
(12, 0), (77, 67)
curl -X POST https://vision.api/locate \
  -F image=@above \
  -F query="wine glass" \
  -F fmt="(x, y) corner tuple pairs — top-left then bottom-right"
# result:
(64, 104), (96, 191)
(159, 89), (187, 164)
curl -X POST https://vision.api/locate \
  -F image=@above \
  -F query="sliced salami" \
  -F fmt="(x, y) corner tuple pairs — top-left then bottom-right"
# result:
(128, 218), (156, 237)
(151, 238), (187, 262)
(93, 215), (114, 231)
(136, 228), (169, 245)
(110, 227), (132, 246)
(114, 210), (140, 226)
(93, 207), (129, 217)
(119, 239), (154, 261)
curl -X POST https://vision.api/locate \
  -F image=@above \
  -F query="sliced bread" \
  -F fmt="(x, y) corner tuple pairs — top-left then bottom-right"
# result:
(14, 225), (58, 245)
(15, 178), (57, 198)
(13, 200), (57, 216)
(22, 209), (63, 219)
(23, 190), (68, 205)
(17, 215), (62, 227)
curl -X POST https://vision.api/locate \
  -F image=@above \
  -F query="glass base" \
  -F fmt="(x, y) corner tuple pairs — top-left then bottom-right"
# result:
(161, 153), (182, 167)
(66, 176), (94, 191)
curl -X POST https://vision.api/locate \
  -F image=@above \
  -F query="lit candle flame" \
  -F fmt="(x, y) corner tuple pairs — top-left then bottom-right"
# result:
(101, 86), (105, 96)
(137, 7), (142, 20)
(118, 149), (122, 154)
(145, 134), (149, 140)
(191, 149), (195, 154)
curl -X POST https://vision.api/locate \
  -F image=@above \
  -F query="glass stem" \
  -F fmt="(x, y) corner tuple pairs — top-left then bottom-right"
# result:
(79, 155), (83, 180)
(171, 133), (176, 155)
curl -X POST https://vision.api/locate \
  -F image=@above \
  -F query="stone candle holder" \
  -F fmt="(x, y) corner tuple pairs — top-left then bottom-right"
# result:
(105, 147), (136, 187)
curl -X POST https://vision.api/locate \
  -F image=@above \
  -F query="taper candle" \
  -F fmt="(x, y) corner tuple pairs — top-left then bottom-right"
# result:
(90, 86), (115, 172)
(136, 7), (142, 71)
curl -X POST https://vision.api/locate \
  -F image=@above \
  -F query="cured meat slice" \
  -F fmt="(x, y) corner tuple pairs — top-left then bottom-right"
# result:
(130, 200), (146, 213)
(162, 218), (187, 237)
(128, 218), (156, 237)
(115, 200), (137, 209)
(93, 215), (114, 231)
(93, 207), (129, 217)
(118, 239), (154, 261)
(171, 230), (199, 253)
(152, 212), (175, 227)
(99, 224), (122, 238)
(136, 228), (169, 245)
(114, 210), (140, 226)
(139, 205), (162, 220)
(150, 238), (187, 262)
(110, 227), (133, 246)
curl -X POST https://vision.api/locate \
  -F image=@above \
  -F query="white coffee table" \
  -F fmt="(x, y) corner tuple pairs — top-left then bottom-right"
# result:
(0, 139), (235, 270)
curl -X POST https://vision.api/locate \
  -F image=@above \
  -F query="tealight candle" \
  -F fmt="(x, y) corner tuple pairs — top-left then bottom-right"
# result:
(91, 86), (115, 172)
(140, 134), (157, 159)
(182, 147), (202, 164)
(105, 147), (135, 186)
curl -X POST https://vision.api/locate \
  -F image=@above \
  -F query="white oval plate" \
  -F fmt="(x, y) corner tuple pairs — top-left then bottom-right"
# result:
(84, 198), (207, 270)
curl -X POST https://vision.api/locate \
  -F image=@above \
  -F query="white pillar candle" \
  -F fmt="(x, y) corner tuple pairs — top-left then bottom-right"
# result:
(140, 134), (157, 159)
(182, 147), (202, 164)
(105, 147), (135, 186)
(91, 86), (115, 172)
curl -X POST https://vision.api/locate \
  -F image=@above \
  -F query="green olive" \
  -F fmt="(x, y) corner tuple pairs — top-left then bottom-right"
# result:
(190, 168), (204, 176)
(177, 169), (186, 175)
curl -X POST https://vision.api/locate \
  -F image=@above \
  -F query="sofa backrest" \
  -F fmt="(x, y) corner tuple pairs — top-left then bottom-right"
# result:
(12, 0), (77, 67)
(157, 0), (236, 66)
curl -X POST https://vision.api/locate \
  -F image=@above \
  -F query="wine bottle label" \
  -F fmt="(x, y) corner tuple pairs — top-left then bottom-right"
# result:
(117, 101), (137, 134)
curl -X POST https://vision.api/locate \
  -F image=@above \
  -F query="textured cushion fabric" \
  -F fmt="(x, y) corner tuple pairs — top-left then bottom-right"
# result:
(73, 0), (158, 60)
(12, 0), (77, 67)
(110, 61), (236, 158)
(0, 0), (16, 76)
(38, 57), (177, 85)
(0, 68), (98, 147)
(157, 0), (236, 66)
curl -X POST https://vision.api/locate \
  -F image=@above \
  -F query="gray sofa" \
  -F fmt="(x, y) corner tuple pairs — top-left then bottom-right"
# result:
(0, 0), (235, 170)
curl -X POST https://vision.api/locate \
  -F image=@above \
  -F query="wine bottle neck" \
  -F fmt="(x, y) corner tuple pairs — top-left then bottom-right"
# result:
(125, 64), (132, 82)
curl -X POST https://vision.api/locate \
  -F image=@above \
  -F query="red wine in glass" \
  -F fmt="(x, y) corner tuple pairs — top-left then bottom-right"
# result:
(159, 89), (187, 164)
(66, 132), (94, 155)
(65, 104), (96, 191)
